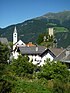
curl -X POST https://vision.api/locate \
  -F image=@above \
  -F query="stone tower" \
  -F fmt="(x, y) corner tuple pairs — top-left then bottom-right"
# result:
(48, 28), (54, 36)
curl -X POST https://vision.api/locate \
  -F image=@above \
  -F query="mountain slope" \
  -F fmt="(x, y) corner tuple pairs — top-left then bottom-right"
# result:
(37, 11), (70, 29)
(0, 11), (70, 48)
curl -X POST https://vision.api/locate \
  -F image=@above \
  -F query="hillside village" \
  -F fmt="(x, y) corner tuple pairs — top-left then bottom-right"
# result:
(0, 25), (70, 93)
(0, 12), (70, 93)
(1, 0), (70, 91)
(11, 26), (70, 68)
(0, 26), (70, 68)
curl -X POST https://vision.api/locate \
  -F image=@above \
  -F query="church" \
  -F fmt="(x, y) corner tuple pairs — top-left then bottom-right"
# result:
(13, 26), (26, 50)
(12, 27), (64, 66)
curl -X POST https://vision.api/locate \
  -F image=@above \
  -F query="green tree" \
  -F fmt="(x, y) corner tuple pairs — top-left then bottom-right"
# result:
(38, 60), (70, 82)
(0, 42), (10, 64)
(9, 41), (13, 49)
(0, 42), (13, 93)
(36, 34), (44, 44)
(37, 60), (70, 93)
(10, 55), (35, 78)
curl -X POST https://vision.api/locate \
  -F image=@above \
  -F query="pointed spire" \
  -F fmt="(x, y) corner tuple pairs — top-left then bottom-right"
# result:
(14, 26), (17, 33)
(13, 26), (17, 45)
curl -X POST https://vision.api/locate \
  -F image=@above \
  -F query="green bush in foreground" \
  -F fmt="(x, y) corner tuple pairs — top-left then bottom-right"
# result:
(37, 60), (70, 93)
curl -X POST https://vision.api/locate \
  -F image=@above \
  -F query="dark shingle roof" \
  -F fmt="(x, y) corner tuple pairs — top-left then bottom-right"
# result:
(19, 46), (46, 55)
(54, 45), (70, 63)
(19, 46), (64, 59)
(49, 48), (64, 56)
(61, 54), (70, 63)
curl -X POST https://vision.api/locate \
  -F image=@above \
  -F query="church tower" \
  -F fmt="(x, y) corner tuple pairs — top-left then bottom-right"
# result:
(13, 26), (17, 44)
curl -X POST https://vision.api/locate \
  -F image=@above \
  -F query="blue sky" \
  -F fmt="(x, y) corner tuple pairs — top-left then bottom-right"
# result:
(0, 0), (70, 28)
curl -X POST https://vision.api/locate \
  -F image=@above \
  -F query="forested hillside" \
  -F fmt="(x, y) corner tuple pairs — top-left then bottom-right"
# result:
(0, 11), (70, 48)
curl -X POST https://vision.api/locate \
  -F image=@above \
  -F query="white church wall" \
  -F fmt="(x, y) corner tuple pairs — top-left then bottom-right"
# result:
(12, 51), (19, 59)
(13, 40), (26, 50)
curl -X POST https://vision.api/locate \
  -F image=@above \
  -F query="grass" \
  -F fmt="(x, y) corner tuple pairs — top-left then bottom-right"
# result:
(54, 27), (69, 32)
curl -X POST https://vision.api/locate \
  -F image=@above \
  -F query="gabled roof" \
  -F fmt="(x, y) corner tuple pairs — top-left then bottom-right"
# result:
(60, 54), (70, 63)
(13, 40), (26, 46)
(54, 45), (70, 63)
(40, 48), (56, 58)
(49, 48), (64, 56)
(40, 48), (63, 58)
(18, 46), (46, 55)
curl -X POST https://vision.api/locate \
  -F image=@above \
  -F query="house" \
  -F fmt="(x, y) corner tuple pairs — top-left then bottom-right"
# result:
(40, 48), (64, 65)
(54, 46), (70, 69)
(16, 46), (63, 66)
(17, 45), (46, 65)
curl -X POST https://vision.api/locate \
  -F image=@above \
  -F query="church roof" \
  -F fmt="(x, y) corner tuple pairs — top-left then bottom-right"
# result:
(13, 40), (26, 46)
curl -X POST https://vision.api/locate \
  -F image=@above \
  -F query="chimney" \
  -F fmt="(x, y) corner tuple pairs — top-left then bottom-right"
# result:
(36, 45), (38, 51)
(66, 50), (70, 57)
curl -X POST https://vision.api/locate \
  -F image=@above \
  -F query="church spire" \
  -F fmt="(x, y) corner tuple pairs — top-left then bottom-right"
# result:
(14, 26), (17, 33)
(13, 26), (17, 45)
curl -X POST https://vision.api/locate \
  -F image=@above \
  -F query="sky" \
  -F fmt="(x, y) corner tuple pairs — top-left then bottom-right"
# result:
(0, 0), (70, 28)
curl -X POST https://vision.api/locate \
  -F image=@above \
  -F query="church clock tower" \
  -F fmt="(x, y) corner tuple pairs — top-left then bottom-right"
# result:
(13, 26), (17, 44)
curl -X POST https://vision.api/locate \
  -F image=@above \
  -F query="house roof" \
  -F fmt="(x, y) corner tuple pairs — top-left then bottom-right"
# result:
(0, 37), (11, 49)
(18, 46), (46, 55)
(40, 48), (63, 58)
(18, 45), (64, 59)
(60, 54), (70, 63)
(0, 38), (8, 44)
(40, 48), (56, 58)
(54, 45), (70, 63)
(49, 48), (64, 56)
